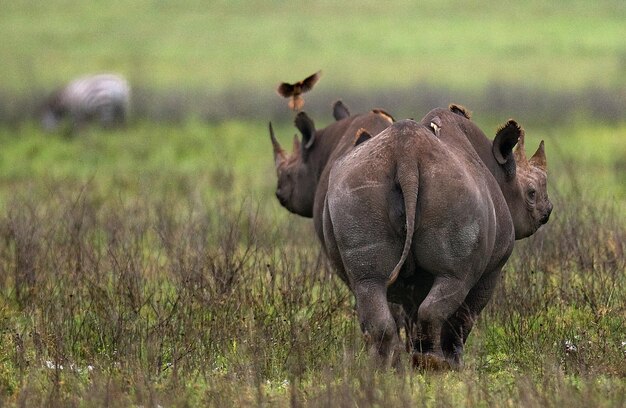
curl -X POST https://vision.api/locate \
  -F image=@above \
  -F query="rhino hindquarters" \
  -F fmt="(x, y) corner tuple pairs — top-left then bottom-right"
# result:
(327, 195), (403, 368)
(325, 168), (405, 366)
(321, 196), (349, 285)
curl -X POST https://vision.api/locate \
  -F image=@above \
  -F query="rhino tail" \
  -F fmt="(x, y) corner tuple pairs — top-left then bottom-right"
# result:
(387, 155), (419, 287)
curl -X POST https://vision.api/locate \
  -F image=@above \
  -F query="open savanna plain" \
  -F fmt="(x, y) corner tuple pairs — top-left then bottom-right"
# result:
(0, 1), (625, 406)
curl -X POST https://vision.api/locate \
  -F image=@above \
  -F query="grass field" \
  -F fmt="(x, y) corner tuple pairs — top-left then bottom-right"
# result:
(2, 0), (626, 92)
(0, 1), (625, 406)
(0, 120), (623, 407)
(2, 1), (626, 125)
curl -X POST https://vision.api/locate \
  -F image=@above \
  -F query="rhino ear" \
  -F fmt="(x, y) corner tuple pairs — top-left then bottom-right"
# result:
(449, 104), (471, 119)
(332, 100), (350, 121)
(354, 128), (372, 146)
(372, 108), (395, 123)
(493, 119), (522, 177)
(294, 111), (316, 150)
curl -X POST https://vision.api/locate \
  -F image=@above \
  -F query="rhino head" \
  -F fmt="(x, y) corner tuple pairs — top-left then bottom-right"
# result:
(269, 112), (318, 217)
(492, 120), (553, 239)
(40, 90), (67, 131)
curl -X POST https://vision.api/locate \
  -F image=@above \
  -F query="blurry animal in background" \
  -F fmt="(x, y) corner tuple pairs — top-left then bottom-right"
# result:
(40, 73), (130, 133)
(276, 71), (321, 111)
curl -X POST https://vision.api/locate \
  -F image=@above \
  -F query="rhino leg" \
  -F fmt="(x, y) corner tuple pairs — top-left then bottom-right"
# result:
(441, 267), (502, 368)
(321, 197), (350, 285)
(413, 276), (471, 370)
(325, 177), (406, 367)
(388, 302), (410, 352)
(439, 308), (470, 369)
(353, 279), (402, 368)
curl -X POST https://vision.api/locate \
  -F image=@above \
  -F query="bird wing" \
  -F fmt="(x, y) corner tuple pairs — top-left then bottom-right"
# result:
(298, 70), (321, 93)
(277, 82), (295, 98)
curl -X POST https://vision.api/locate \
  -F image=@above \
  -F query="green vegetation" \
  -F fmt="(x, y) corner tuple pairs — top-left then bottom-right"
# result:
(0, 1), (624, 406)
(0, 120), (623, 406)
(1, 1), (626, 92)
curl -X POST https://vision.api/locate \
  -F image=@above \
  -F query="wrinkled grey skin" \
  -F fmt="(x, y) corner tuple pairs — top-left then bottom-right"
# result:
(323, 106), (552, 369)
(270, 102), (394, 246)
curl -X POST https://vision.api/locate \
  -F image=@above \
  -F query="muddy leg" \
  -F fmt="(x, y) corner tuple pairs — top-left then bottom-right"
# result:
(388, 302), (409, 352)
(441, 268), (502, 368)
(413, 276), (470, 370)
(353, 280), (402, 368)
(440, 309), (470, 369)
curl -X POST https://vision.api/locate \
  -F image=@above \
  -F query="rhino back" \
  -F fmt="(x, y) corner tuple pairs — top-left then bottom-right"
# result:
(325, 120), (514, 287)
(312, 111), (394, 244)
(421, 108), (504, 183)
(420, 107), (516, 264)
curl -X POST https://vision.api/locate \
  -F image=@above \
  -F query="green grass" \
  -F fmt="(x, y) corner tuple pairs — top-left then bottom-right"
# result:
(0, 121), (281, 206)
(1, 1), (626, 92)
(1, 118), (624, 207)
(0, 118), (623, 405)
(0, 1), (625, 405)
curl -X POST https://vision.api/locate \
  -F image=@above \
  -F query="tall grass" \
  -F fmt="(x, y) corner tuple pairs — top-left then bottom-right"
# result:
(0, 170), (623, 406)
(1, 1), (624, 405)
(0, 182), (350, 406)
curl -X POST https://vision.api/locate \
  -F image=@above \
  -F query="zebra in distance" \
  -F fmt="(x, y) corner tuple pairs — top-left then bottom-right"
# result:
(41, 73), (130, 133)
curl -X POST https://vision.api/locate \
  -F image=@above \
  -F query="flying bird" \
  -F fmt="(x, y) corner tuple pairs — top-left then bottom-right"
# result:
(276, 70), (321, 111)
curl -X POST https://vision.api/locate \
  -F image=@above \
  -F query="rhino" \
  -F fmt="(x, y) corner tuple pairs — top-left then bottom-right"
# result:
(270, 101), (394, 247)
(323, 105), (552, 369)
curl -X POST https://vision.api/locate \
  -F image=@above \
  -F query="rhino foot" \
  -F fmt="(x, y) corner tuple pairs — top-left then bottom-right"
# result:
(412, 352), (451, 371)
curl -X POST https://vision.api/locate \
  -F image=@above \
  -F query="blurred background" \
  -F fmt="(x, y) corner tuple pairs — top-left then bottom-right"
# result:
(1, 0), (626, 124)
(0, 0), (624, 204)
(0, 2), (625, 405)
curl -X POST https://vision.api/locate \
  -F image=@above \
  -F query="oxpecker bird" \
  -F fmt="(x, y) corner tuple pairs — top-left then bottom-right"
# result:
(276, 70), (321, 111)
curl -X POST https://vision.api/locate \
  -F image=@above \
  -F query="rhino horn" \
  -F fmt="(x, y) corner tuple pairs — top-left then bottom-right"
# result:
(292, 134), (301, 154)
(529, 140), (547, 171)
(269, 122), (286, 168)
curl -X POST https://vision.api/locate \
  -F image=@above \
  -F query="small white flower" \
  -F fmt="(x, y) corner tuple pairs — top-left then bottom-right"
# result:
(564, 339), (577, 354)
(45, 360), (95, 373)
(45, 360), (63, 370)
